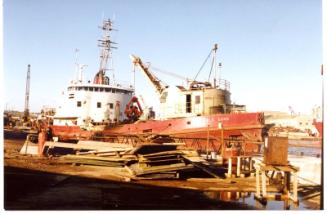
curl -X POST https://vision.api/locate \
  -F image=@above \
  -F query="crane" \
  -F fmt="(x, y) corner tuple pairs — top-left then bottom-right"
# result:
(24, 64), (31, 122)
(130, 55), (168, 95)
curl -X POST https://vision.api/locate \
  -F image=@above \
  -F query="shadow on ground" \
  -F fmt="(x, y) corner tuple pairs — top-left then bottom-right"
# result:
(4, 166), (257, 210)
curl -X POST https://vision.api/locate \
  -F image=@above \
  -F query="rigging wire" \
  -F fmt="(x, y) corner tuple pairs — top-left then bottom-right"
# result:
(193, 49), (212, 81)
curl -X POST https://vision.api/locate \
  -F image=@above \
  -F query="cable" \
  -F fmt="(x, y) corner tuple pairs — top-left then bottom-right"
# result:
(193, 49), (212, 81)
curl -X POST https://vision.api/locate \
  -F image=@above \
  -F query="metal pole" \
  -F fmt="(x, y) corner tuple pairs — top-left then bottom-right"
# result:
(218, 122), (224, 157)
(321, 64), (324, 210)
(206, 122), (209, 159)
(321, 0), (326, 208)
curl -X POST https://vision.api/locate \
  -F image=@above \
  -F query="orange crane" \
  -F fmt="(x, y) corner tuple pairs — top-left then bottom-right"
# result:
(130, 55), (168, 96)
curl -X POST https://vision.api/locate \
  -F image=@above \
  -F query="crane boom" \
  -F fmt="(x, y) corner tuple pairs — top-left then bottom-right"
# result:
(130, 55), (167, 95)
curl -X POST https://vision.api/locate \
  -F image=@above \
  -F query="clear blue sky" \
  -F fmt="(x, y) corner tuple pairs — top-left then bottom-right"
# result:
(3, 0), (322, 115)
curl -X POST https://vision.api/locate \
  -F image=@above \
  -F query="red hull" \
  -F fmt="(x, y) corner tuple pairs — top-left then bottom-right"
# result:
(313, 120), (323, 137)
(51, 112), (265, 154)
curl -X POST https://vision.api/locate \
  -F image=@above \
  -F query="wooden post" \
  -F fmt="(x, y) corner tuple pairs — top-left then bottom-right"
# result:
(285, 172), (291, 198)
(261, 169), (267, 197)
(293, 172), (298, 202)
(228, 157), (232, 178)
(249, 157), (253, 172)
(256, 167), (261, 197)
(237, 156), (241, 177)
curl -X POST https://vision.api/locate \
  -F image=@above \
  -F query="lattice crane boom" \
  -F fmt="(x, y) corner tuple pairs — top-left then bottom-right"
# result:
(24, 64), (30, 122)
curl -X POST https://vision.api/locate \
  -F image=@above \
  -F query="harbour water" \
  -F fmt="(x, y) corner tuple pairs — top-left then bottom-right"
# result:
(288, 139), (322, 157)
(204, 191), (313, 210)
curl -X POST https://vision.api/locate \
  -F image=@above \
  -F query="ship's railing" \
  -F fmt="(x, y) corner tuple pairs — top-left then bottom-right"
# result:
(217, 79), (230, 91)
(114, 79), (135, 89)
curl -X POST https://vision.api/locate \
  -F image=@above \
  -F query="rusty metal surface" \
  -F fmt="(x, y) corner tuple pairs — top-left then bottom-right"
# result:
(263, 136), (288, 166)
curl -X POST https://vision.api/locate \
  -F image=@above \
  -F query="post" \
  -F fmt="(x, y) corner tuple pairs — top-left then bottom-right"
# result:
(218, 122), (224, 157)
(320, 64), (324, 209)
(38, 129), (46, 156)
(256, 167), (261, 197)
(293, 172), (298, 202)
(228, 157), (232, 178)
(206, 124), (209, 159)
(285, 172), (291, 197)
(237, 156), (241, 177)
(249, 157), (253, 172)
(261, 170), (267, 197)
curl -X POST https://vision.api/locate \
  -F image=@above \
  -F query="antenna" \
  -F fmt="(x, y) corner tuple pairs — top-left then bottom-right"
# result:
(74, 48), (79, 82)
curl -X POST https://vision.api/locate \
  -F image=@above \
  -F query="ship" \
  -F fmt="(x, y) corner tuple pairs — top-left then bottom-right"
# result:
(51, 19), (266, 156)
(53, 19), (134, 130)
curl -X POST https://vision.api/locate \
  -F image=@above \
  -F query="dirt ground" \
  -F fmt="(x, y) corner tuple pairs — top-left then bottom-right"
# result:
(3, 139), (322, 210)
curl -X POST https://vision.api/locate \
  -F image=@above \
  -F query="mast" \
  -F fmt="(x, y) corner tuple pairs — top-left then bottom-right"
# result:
(94, 19), (117, 85)
(212, 44), (218, 87)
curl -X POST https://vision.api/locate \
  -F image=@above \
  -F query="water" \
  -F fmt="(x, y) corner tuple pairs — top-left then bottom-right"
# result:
(288, 139), (322, 157)
(204, 191), (316, 210)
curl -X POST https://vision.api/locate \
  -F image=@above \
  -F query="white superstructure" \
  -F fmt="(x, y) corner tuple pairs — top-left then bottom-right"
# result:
(131, 44), (246, 120)
(53, 19), (134, 127)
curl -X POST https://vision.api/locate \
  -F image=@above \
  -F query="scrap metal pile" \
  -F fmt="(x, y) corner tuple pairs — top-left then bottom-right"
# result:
(45, 135), (216, 180)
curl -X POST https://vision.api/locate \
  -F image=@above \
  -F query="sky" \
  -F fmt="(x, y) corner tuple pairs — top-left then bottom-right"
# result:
(3, 0), (323, 115)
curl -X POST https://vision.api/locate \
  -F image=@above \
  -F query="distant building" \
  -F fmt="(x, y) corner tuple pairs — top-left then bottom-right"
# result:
(264, 111), (319, 137)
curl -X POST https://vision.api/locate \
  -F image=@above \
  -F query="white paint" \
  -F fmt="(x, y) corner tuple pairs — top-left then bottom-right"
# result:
(54, 82), (133, 126)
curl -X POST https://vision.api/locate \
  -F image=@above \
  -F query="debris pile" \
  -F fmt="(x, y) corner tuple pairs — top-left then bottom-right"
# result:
(56, 142), (213, 180)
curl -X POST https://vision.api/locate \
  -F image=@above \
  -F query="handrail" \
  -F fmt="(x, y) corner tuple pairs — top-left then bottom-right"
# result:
(218, 79), (230, 91)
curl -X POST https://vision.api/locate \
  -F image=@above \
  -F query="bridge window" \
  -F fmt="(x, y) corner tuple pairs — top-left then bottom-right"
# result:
(97, 102), (101, 108)
(77, 101), (81, 107)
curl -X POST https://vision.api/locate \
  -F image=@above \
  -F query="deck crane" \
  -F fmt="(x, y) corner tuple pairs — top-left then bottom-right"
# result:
(130, 55), (168, 96)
